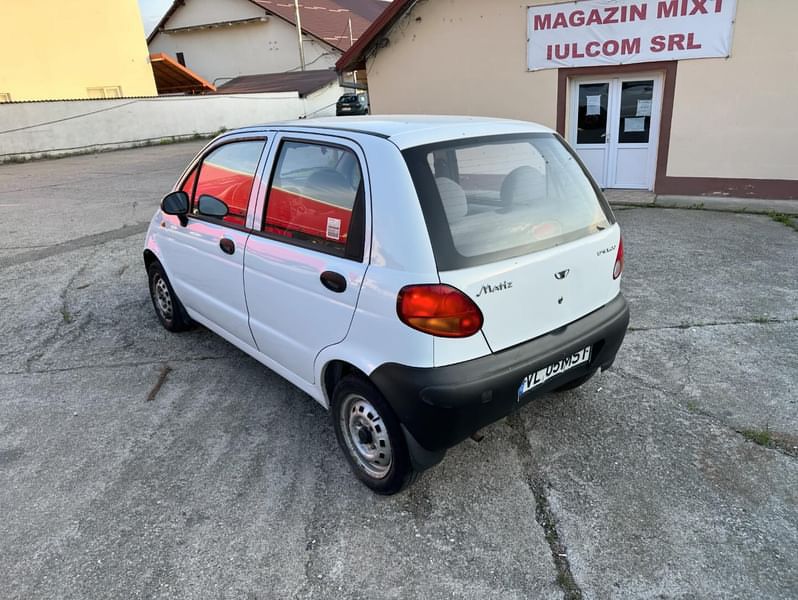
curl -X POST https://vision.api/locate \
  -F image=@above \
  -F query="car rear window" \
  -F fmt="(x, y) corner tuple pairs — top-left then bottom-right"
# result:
(402, 133), (614, 270)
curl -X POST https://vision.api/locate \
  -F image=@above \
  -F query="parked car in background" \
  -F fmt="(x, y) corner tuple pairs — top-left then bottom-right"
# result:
(336, 92), (369, 115)
(143, 116), (629, 494)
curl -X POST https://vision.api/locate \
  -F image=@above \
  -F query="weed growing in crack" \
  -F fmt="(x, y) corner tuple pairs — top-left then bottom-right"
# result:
(738, 428), (798, 458)
(768, 212), (798, 232)
(60, 308), (73, 323)
(740, 428), (772, 447)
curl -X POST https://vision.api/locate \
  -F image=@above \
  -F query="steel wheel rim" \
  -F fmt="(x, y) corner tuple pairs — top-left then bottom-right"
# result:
(153, 275), (173, 320)
(340, 394), (392, 479)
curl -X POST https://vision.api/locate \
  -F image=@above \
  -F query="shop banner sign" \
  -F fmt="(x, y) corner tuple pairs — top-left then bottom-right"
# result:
(527, 0), (737, 70)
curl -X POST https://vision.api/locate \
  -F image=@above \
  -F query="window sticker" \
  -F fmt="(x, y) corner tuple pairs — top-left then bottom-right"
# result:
(624, 117), (646, 133)
(636, 99), (652, 117)
(586, 95), (602, 116)
(326, 217), (342, 241)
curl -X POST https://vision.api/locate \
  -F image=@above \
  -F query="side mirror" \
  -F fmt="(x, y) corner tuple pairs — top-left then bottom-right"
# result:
(161, 191), (189, 226)
(197, 194), (229, 218)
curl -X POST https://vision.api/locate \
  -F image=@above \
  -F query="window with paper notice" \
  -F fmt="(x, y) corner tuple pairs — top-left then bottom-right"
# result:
(618, 80), (654, 144)
(577, 83), (609, 144)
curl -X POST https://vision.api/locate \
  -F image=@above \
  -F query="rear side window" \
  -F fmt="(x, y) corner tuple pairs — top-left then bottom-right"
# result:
(262, 140), (365, 260)
(192, 140), (265, 227)
(403, 133), (613, 270)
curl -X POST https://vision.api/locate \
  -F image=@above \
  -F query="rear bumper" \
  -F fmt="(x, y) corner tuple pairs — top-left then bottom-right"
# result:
(370, 293), (629, 468)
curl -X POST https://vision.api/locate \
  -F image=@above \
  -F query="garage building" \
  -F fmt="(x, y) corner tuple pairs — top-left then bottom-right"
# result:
(337, 0), (798, 199)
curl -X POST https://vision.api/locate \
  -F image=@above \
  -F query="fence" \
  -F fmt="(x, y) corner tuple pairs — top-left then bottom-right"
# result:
(0, 84), (342, 162)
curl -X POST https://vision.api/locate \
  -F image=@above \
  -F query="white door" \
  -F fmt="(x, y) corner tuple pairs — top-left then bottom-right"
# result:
(570, 75), (663, 190)
(159, 137), (268, 345)
(244, 134), (370, 384)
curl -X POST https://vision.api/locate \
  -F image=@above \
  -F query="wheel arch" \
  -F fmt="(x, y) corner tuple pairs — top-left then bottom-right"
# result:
(321, 359), (369, 407)
(143, 248), (159, 271)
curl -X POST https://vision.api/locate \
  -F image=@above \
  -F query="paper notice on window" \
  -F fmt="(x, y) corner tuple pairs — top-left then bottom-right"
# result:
(636, 99), (652, 117)
(326, 217), (341, 240)
(586, 95), (602, 116)
(624, 117), (646, 133)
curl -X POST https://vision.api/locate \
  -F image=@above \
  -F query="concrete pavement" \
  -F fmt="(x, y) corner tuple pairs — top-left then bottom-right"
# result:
(0, 143), (796, 599)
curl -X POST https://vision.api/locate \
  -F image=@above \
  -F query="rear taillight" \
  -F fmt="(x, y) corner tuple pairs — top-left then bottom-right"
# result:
(397, 284), (483, 338)
(613, 236), (624, 279)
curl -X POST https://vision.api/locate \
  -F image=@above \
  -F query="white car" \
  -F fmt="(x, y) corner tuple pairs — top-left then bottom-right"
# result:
(143, 116), (629, 494)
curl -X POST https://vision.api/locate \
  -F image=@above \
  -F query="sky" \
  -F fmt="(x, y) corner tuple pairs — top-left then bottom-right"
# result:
(138, 0), (173, 36)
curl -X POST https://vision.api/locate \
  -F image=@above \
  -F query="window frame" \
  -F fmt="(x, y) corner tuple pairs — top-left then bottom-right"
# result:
(86, 86), (122, 99)
(253, 136), (368, 263)
(179, 135), (269, 233)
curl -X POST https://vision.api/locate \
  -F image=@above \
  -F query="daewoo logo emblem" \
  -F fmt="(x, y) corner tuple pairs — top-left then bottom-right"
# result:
(554, 269), (570, 280)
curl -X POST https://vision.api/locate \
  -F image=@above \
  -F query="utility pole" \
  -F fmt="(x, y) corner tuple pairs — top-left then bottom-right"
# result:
(348, 16), (357, 87)
(294, 0), (306, 71)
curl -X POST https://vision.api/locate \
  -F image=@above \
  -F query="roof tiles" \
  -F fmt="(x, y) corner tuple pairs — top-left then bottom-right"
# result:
(251, 0), (385, 50)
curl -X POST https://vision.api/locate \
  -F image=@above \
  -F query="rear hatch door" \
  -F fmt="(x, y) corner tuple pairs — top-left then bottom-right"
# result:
(440, 226), (620, 351)
(402, 131), (621, 352)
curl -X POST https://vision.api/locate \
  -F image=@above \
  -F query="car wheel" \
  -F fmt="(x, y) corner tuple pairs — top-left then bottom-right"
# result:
(552, 370), (595, 393)
(148, 262), (193, 332)
(331, 375), (417, 495)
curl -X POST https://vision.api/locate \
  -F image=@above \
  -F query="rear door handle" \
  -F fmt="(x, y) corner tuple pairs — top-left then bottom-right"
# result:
(219, 238), (235, 255)
(320, 270), (346, 293)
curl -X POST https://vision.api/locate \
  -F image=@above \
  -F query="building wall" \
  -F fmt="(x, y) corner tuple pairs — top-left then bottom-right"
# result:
(667, 0), (798, 180)
(148, 0), (339, 85)
(366, 1), (559, 127)
(0, 0), (156, 101)
(364, 0), (798, 192)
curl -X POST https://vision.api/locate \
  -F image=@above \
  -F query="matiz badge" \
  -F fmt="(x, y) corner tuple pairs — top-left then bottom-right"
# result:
(476, 280), (512, 297)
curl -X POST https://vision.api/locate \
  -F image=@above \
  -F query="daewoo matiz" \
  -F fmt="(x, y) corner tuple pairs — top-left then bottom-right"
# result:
(143, 116), (629, 494)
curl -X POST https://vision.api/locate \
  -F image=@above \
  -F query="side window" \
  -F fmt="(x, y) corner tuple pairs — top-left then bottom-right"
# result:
(262, 140), (364, 260)
(181, 167), (197, 196)
(192, 140), (265, 227)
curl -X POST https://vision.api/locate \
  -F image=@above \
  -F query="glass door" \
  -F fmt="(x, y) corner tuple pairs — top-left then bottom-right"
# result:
(570, 75), (663, 190)
(573, 82), (611, 188)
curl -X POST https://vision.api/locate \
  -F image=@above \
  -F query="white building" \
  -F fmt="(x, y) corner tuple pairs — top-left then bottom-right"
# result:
(148, 0), (387, 87)
(338, 0), (797, 200)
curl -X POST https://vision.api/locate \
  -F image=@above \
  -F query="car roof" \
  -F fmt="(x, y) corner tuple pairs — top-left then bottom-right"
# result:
(233, 115), (555, 150)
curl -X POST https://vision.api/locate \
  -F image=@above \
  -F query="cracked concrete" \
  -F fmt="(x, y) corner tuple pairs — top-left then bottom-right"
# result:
(1, 145), (797, 598)
(507, 413), (583, 600)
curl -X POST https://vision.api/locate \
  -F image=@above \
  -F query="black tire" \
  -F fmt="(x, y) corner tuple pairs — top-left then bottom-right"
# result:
(147, 262), (194, 332)
(552, 370), (595, 393)
(331, 375), (417, 495)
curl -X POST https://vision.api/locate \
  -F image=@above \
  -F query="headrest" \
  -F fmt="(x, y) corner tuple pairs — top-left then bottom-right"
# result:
(307, 168), (350, 192)
(500, 166), (546, 207)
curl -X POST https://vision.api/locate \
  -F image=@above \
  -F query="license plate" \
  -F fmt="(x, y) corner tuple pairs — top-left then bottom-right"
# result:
(340, 106), (351, 111)
(518, 346), (591, 398)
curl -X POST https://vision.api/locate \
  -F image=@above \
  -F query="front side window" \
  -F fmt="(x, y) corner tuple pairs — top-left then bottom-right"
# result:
(262, 140), (364, 260)
(192, 140), (265, 227)
(404, 133), (613, 269)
